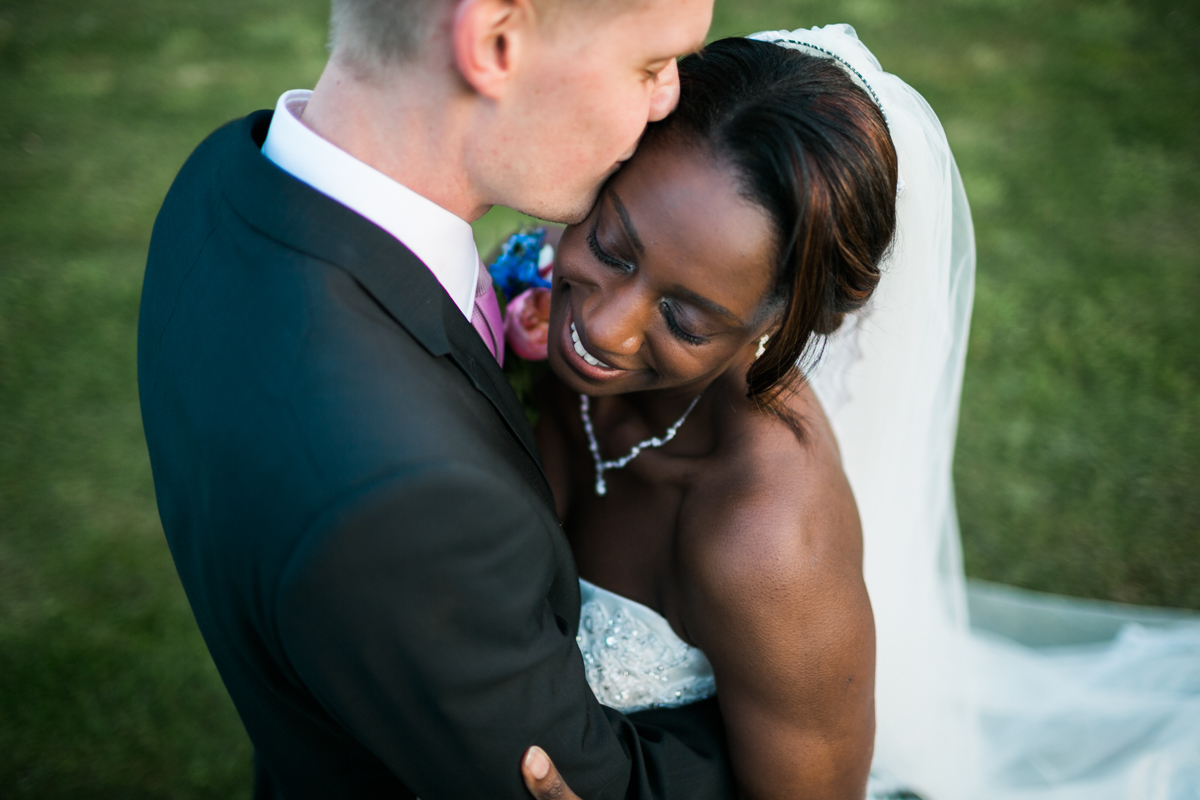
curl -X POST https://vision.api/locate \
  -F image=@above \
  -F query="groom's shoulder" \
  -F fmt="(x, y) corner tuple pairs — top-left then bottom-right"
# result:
(183, 111), (271, 182)
(145, 111), (272, 278)
(163, 111), (270, 207)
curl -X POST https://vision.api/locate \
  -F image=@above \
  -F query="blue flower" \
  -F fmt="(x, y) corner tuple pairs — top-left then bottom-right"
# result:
(488, 228), (552, 300)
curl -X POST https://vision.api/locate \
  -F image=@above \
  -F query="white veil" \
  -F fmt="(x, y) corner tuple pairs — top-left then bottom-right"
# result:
(750, 24), (1200, 800)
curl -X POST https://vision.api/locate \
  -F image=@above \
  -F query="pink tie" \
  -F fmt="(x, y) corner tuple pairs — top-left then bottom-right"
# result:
(471, 261), (505, 366)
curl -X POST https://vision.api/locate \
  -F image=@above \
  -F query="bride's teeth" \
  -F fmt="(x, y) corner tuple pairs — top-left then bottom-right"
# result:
(570, 322), (612, 369)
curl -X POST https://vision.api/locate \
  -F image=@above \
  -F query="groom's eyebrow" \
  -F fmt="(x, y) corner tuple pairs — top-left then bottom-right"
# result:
(608, 191), (644, 254)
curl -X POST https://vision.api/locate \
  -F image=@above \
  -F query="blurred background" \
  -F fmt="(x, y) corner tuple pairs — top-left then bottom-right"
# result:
(0, 0), (1196, 796)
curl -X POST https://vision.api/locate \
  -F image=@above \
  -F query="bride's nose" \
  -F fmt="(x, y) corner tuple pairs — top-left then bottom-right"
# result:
(582, 290), (648, 360)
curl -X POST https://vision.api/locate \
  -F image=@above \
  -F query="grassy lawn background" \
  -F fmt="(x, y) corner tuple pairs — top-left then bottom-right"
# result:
(1, 0), (1196, 796)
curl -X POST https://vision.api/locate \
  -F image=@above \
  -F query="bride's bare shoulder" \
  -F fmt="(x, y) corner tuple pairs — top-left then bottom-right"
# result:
(693, 380), (859, 536)
(678, 383), (866, 628)
(675, 386), (876, 799)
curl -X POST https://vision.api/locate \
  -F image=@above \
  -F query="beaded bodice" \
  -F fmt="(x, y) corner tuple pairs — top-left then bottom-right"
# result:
(575, 579), (716, 714)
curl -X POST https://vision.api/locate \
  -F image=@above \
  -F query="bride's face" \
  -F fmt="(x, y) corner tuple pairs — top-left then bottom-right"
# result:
(547, 138), (778, 397)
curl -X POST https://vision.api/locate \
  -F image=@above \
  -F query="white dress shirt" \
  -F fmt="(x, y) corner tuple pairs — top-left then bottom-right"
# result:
(261, 89), (480, 320)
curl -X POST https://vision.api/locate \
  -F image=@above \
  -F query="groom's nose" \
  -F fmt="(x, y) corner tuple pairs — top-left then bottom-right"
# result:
(647, 60), (681, 123)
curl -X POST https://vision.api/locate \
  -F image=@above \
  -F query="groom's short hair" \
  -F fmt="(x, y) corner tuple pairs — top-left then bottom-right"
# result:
(329, 0), (437, 72)
(330, 0), (605, 77)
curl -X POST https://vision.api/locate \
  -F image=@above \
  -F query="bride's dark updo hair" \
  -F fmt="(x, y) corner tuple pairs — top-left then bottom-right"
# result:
(645, 37), (898, 405)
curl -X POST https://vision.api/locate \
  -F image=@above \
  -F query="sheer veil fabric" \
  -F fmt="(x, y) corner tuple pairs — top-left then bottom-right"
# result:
(750, 25), (1200, 800)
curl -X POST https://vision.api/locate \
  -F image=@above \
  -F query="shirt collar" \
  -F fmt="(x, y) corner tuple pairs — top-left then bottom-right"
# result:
(261, 89), (479, 320)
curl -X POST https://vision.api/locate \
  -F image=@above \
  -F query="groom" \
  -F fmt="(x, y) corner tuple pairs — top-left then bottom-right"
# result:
(138, 0), (729, 798)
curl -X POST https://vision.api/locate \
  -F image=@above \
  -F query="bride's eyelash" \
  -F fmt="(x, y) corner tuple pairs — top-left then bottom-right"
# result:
(587, 227), (634, 273)
(661, 300), (706, 346)
(588, 223), (703, 346)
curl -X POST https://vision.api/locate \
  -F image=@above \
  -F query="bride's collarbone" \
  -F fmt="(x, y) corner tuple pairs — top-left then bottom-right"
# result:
(552, 381), (848, 615)
(563, 390), (832, 526)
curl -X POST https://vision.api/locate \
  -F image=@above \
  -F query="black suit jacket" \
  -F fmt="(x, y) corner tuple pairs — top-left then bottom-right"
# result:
(137, 111), (734, 799)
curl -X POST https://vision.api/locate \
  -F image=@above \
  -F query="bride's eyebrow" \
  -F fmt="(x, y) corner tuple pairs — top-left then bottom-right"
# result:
(671, 285), (742, 325)
(608, 191), (644, 254)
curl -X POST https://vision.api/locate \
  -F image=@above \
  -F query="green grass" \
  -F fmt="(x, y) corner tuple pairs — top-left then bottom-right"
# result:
(1, 0), (1196, 796)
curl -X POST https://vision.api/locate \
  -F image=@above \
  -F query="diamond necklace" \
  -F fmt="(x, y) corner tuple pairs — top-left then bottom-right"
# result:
(579, 393), (703, 496)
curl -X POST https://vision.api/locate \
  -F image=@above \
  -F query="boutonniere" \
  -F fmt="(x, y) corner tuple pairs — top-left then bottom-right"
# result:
(488, 228), (555, 362)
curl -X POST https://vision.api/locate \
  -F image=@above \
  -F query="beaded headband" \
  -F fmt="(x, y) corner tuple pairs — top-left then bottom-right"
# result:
(761, 35), (904, 197)
(763, 37), (888, 125)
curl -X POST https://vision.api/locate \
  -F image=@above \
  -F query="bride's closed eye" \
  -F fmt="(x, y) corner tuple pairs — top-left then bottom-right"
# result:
(660, 299), (706, 346)
(587, 225), (635, 274)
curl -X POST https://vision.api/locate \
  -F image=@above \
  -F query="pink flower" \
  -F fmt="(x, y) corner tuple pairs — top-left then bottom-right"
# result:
(504, 287), (552, 361)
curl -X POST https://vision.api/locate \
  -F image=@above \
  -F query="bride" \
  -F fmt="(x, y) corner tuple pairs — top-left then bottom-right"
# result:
(507, 24), (1200, 800)
(510, 29), (896, 799)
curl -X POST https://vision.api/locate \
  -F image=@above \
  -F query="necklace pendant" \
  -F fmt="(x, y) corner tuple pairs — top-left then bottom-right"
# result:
(580, 391), (702, 500)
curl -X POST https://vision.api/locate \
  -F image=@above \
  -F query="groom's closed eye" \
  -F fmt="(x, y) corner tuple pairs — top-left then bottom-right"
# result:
(644, 58), (673, 81)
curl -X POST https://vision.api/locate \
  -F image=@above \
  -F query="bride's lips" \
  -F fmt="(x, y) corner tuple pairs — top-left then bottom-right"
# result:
(560, 307), (627, 383)
(571, 323), (609, 369)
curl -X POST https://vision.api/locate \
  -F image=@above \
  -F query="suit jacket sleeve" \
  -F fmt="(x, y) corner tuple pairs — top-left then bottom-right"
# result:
(275, 461), (733, 800)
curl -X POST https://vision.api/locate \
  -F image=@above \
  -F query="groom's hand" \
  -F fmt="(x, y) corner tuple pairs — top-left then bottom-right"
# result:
(521, 746), (582, 800)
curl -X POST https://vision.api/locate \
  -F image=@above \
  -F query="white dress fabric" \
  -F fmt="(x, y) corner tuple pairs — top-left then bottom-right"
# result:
(965, 581), (1200, 800)
(575, 579), (715, 714)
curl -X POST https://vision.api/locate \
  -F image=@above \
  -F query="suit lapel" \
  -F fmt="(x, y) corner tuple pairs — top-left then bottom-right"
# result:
(350, 244), (550, 494)
(222, 111), (554, 508)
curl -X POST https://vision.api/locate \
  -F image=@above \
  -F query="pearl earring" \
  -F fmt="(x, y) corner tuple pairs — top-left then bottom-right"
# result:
(755, 334), (770, 359)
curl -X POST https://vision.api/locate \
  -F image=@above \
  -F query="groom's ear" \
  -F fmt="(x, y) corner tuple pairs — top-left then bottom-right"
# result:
(453, 0), (533, 99)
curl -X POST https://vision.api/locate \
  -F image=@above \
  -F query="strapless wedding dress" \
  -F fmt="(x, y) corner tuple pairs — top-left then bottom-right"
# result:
(575, 578), (716, 713)
(576, 578), (922, 800)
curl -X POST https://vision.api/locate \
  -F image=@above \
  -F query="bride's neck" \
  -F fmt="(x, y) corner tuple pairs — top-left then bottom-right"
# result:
(576, 317), (763, 440)
(616, 360), (750, 435)
(619, 388), (706, 433)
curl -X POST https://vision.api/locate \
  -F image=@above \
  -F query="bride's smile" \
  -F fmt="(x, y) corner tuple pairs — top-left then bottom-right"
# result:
(557, 307), (627, 382)
(569, 322), (612, 370)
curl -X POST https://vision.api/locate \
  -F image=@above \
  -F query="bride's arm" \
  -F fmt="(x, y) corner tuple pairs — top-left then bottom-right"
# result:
(680, 456), (875, 800)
